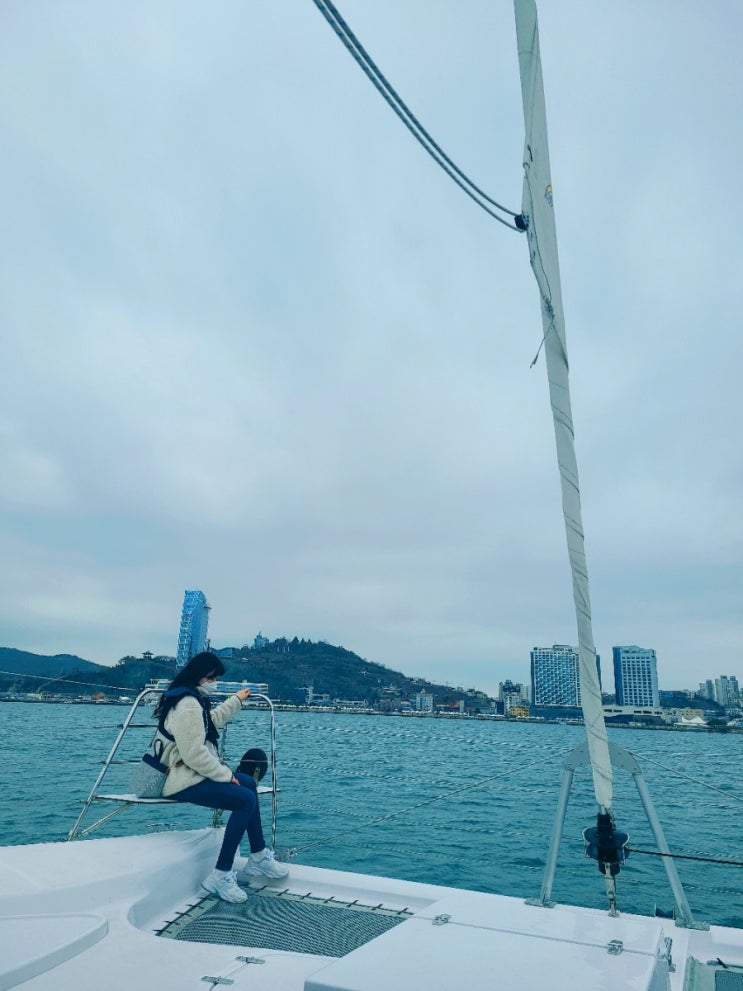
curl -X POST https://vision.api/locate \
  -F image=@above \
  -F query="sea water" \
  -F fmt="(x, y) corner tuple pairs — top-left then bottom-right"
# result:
(1, 702), (741, 927)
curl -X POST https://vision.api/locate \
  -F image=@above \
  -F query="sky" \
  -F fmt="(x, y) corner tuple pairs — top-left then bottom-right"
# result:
(1, 1), (741, 697)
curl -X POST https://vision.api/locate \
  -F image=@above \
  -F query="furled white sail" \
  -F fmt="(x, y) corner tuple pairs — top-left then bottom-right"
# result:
(513, 0), (612, 811)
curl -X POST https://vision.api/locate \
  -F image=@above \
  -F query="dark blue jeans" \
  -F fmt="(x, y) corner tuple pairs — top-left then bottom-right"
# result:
(173, 772), (266, 872)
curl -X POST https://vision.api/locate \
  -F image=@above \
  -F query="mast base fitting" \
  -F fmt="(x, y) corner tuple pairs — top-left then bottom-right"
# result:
(583, 812), (629, 877)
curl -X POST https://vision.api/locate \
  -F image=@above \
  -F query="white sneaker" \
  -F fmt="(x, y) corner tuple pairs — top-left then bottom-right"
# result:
(201, 868), (248, 903)
(241, 849), (289, 880)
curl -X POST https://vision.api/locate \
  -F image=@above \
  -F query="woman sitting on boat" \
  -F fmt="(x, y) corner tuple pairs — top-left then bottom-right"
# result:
(154, 651), (288, 903)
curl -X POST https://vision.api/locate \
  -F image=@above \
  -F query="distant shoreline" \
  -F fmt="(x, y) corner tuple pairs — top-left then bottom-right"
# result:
(0, 696), (132, 705)
(1, 696), (740, 732)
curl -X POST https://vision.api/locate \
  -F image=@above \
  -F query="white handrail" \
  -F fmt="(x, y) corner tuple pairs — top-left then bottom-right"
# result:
(68, 689), (278, 844)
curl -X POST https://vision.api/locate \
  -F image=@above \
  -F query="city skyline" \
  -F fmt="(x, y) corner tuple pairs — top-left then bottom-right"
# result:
(2, 627), (738, 701)
(1, 633), (739, 710)
(201, 635), (741, 701)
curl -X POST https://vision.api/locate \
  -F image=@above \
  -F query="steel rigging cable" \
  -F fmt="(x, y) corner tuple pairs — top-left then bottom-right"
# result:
(311, 0), (524, 232)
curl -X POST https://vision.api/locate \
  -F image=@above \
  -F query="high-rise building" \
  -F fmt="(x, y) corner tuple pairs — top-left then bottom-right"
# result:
(612, 646), (659, 707)
(176, 590), (210, 669)
(498, 680), (530, 714)
(531, 645), (582, 708)
(698, 680), (715, 701)
(714, 675), (740, 708)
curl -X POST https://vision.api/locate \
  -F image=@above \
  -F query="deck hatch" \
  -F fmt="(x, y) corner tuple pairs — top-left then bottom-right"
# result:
(158, 888), (412, 957)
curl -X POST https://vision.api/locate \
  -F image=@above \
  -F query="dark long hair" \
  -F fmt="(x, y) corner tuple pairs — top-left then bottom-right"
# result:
(237, 748), (268, 781)
(154, 651), (226, 723)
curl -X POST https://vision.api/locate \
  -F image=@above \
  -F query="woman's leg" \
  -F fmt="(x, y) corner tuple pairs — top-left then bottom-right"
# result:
(174, 777), (265, 870)
(233, 772), (267, 854)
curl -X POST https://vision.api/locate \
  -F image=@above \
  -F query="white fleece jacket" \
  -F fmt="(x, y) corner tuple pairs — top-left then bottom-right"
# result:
(157, 692), (243, 797)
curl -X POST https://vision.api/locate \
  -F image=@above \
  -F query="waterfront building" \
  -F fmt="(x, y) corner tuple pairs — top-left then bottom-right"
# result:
(676, 710), (707, 727)
(612, 645), (659, 707)
(253, 633), (270, 650)
(507, 704), (530, 718)
(176, 590), (210, 669)
(217, 680), (270, 696)
(530, 644), (601, 718)
(499, 680), (530, 715)
(602, 705), (664, 726)
(531, 645), (579, 707)
(414, 690), (434, 713)
(499, 680), (530, 703)
(149, 678), (269, 696)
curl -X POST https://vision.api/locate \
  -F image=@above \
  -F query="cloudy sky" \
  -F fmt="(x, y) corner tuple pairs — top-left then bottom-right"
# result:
(1, 1), (741, 696)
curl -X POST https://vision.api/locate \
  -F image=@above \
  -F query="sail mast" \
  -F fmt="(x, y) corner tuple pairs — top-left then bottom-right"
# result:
(514, 0), (612, 811)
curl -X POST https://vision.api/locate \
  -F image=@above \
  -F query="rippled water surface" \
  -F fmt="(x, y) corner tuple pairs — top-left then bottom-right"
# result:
(1, 702), (741, 927)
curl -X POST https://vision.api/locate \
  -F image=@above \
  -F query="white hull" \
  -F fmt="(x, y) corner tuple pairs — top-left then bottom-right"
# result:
(2, 827), (741, 991)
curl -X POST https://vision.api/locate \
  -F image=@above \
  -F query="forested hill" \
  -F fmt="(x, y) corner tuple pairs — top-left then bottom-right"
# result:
(0, 646), (174, 695)
(0, 640), (479, 707)
(229, 638), (473, 706)
(0, 647), (105, 678)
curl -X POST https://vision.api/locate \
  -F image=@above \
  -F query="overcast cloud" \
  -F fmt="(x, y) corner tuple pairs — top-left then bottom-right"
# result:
(1, 1), (741, 696)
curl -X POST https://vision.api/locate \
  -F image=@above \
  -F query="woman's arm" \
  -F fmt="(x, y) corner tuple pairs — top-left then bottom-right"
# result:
(210, 692), (245, 730)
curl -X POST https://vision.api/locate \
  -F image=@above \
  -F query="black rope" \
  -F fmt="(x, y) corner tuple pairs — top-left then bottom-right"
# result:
(627, 847), (743, 868)
(311, 0), (523, 231)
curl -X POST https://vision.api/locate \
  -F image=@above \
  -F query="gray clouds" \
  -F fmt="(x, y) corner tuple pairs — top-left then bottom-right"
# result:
(1, 2), (741, 694)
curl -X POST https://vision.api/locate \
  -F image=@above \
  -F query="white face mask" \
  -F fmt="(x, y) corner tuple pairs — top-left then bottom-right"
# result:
(198, 680), (219, 696)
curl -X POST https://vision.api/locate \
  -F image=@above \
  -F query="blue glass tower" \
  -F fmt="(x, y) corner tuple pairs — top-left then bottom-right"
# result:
(176, 590), (210, 669)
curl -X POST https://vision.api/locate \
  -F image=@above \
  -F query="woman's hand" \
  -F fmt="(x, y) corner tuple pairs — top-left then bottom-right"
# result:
(235, 688), (251, 702)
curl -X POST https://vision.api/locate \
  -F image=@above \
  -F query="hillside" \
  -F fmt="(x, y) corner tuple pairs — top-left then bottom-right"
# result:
(0, 647), (106, 685)
(0, 648), (173, 696)
(229, 638), (472, 707)
(0, 647), (104, 675)
(0, 640), (477, 706)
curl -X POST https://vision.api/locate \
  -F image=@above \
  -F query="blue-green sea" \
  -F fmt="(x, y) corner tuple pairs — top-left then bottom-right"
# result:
(1, 703), (741, 927)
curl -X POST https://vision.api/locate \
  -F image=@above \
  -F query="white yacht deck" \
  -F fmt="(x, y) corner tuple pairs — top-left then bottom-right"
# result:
(2, 827), (742, 991)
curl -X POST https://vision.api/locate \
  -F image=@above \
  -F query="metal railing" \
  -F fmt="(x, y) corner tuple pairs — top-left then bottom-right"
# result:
(68, 686), (278, 845)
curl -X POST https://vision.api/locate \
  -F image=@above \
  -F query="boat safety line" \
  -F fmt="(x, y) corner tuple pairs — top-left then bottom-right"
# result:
(289, 746), (571, 855)
(281, 743), (563, 791)
(626, 848), (743, 869)
(635, 754), (743, 806)
(287, 805), (545, 842)
(0, 668), (139, 693)
(278, 759), (461, 791)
